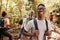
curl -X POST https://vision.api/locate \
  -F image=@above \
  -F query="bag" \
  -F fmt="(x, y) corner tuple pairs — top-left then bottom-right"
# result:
(19, 19), (23, 25)
(0, 17), (9, 30)
(33, 19), (48, 40)
(0, 17), (4, 28)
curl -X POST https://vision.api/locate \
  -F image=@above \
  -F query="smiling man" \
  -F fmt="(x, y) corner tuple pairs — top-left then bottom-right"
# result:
(23, 4), (52, 40)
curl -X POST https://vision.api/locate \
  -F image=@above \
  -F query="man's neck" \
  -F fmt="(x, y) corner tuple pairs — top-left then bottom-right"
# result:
(38, 16), (45, 20)
(4, 17), (7, 19)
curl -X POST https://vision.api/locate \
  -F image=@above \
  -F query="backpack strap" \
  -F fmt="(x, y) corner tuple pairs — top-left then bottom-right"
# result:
(0, 17), (4, 27)
(44, 19), (48, 40)
(45, 19), (48, 32)
(30, 19), (38, 40)
(33, 19), (38, 40)
(34, 19), (38, 30)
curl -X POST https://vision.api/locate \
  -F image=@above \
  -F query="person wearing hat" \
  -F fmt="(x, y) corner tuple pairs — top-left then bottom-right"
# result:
(21, 4), (52, 40)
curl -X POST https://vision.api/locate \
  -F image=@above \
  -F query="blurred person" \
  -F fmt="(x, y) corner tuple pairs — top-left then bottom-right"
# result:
(49, 12), (54, 24)
(0, 11), (12, 40)
(29, 11), (33, 20)
(17, 15), (27, 40)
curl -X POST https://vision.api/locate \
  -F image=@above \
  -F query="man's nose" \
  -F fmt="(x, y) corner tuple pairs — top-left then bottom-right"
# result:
(40, 9), (44, 11)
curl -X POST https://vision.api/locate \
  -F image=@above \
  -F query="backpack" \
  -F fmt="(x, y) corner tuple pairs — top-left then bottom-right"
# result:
(0, 17), (4, 28)
(0, 17), (10, 30)
(19, 19), (23, 25)
(33, 19), (48, 40)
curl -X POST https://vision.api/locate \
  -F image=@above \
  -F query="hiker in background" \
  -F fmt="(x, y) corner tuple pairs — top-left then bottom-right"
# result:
(23, 15), (27, 27)
(17, 15), (27, 40)
(0, 11), (12, 40)
(49, 12), (54, 24)
(29, 11), (33, 20)
(23, 4), (52, 40)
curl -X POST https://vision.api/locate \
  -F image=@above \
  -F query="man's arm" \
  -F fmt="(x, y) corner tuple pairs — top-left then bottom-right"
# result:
(23, 20), (35, 36)
(23, 29), (35, 36)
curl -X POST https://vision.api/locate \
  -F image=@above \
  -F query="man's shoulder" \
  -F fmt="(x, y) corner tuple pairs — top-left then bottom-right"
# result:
(4, 18), (9, 20)
(47, 20), (51, 23)
(46, 20), (52, 26)
(28, 18), (38, 22)
(4, 18), (9, 19)
(28, 18), (38, 25)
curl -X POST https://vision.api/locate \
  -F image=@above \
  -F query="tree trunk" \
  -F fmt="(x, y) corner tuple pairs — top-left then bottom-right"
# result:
(0, 0), (2, 16)
(6, 0), (8, 11)
(33, 0), (37, 17)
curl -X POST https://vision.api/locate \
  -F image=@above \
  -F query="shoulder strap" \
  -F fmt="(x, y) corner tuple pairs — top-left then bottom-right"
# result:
(0, 17), (4, 27)
(44, 19), (48, 40)
(34, 19), (38, 30)
(30, 19), (38, 40)
(45, 19), (48, 31)
(33, 19), (38, 40)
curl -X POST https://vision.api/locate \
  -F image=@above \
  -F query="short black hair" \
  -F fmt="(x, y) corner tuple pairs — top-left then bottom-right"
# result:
(2, 11), (7, 17)
(19, 19), (23, 25)
(50, 12), (52, 14)
(38, 4), (45, 8)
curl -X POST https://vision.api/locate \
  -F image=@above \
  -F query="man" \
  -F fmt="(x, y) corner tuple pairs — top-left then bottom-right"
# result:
(0, 11), (12, 40)
(23, 4), (52, 40)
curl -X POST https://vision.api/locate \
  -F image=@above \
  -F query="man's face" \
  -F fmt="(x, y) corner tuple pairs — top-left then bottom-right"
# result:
(37, 6), (45, 17)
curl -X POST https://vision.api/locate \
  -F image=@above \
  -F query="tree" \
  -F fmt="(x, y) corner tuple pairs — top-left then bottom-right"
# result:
(0, 0), (2, 16)
(53, 4), (60, 24)
(28, 0), (37, 17)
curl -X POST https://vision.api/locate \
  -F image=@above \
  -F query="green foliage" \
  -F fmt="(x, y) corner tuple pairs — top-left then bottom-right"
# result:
(28, 0), (34, 2)
(52, 3), (60, 24)
(55, 14), (60, 24)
